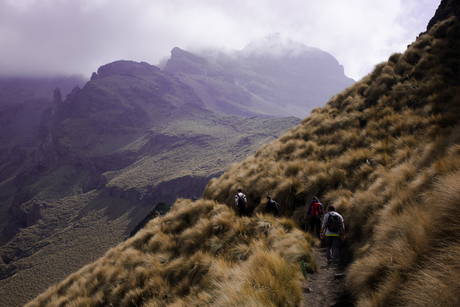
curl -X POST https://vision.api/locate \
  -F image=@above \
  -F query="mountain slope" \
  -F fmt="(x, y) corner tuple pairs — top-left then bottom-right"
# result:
(164, 34), (355, 118)
(20, 1), (460, 306)
(0, 75), (87, 240)
(24, 199), (316, 307)
(203, 4), (460, 306)
(0, 60), (301, 306)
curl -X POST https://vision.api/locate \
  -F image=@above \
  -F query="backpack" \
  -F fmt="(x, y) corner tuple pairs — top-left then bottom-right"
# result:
(311, 201), (322, 218)
(237, 193), (246, 208)
(327, 213), (342, 232)
(269, 200), (280, 215)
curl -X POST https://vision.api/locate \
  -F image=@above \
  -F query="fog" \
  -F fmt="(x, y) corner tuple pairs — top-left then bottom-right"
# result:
(0, 0), (440, 80)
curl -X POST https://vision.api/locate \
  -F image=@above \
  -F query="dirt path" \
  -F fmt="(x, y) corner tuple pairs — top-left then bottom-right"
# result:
(300, 246), (352, 307)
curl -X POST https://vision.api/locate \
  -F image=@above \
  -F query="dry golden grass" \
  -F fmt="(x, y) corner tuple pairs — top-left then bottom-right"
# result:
(200, 16), (460, 306)
(25, 199), (314, 307)
(212, 247), (302, 307)
(25, 14), (460, 307)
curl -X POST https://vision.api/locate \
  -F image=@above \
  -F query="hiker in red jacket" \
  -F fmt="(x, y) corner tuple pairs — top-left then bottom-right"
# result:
(305, 196), (324, 238)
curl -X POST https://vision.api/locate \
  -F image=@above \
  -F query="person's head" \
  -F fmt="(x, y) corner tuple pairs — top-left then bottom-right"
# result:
(237, 188), (242, 193)
(328, 205), (336, 212)
(267, 195), (271, 200)
(312, 196), (318, 201)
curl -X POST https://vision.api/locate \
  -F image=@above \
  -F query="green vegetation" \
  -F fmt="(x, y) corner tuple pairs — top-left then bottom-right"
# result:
(155, 201), (171, 215)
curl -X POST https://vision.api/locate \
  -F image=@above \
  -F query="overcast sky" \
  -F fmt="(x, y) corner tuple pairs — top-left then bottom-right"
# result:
(0, 0), (441, 81)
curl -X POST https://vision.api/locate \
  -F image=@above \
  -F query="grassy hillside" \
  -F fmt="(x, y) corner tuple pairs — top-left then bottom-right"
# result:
(204, 15), (460, 306)
(21, 3), (460, 307)
(0, 61), (301, 306)
(24, 199), (315, 307)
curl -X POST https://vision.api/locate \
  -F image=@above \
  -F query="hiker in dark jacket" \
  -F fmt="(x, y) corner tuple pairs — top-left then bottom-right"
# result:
(234, 189), (247, 217)
(320, 205), (345, 265)
(265, 195), (280, 216)
(306, 196), (324, 237)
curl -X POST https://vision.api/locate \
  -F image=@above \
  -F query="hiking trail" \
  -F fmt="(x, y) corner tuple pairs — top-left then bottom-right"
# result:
(300, 246), (352, 307)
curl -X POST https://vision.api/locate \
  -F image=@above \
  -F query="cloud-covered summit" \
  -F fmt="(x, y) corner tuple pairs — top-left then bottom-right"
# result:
(241, 33), (321, 58)
(0, 0), (440, 80)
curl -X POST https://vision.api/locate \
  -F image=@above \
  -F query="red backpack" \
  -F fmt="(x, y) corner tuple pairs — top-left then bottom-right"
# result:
(311, 201), (322, 218)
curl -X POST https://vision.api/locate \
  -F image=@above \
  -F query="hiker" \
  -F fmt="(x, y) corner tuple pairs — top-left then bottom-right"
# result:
(306, 196), (324, 237)
(235, 188), (247, 216)
(265, 195), (280, 216)
(320, 205), (345, 265)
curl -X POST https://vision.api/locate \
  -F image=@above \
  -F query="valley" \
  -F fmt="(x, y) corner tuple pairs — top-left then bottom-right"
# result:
(0, 36), (353, 306)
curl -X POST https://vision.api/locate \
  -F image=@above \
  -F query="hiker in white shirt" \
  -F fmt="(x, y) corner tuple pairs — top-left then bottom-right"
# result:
(320, 205), (345, 265)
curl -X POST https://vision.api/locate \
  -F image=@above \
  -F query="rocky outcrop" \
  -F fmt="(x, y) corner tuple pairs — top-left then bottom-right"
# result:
(33, 88), (68, 164)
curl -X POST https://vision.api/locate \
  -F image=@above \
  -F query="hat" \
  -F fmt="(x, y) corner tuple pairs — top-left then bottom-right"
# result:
(329, 205), (336, 211)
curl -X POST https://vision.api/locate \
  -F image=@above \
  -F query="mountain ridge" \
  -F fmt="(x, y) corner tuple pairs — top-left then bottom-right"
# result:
(17, 1), (460, 306)
(0, 35), (359, 307)
(164, 34), (354, 118)
(0, 51), (305, 305)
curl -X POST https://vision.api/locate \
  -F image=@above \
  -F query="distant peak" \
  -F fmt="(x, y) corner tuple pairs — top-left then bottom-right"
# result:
(91, 60), (159, 79)
(170, 47), (208, 64)
(242, 33), (320, 58)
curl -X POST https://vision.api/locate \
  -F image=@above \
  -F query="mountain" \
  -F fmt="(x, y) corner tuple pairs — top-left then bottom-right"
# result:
(0, 59), (301, 306)
(163, 33), (355, 118)
(203, 2), (460, 306)
(17, 0), (460, 306)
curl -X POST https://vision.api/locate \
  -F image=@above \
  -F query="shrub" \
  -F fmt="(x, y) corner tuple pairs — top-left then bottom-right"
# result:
(388, 52), (402, 64)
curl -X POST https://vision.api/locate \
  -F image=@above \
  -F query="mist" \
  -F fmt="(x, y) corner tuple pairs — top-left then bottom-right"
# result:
(0, 0), (440, 80)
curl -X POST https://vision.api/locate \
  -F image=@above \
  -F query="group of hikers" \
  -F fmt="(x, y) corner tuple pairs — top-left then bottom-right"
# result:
(234, 189), (345, 265)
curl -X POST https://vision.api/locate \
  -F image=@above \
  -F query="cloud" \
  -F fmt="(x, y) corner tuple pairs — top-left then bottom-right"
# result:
(0, 0), (441, 80)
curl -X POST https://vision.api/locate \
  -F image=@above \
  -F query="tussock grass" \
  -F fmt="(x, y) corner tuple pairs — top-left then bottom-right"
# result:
(200, 16), (460, 306)
(212, 247), (302, 307)
(26, 14), (460, 307)
(25, 199), (314, 306)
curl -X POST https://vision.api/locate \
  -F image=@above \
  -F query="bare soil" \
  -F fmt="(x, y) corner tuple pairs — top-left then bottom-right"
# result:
(300, 244), (353, 307)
